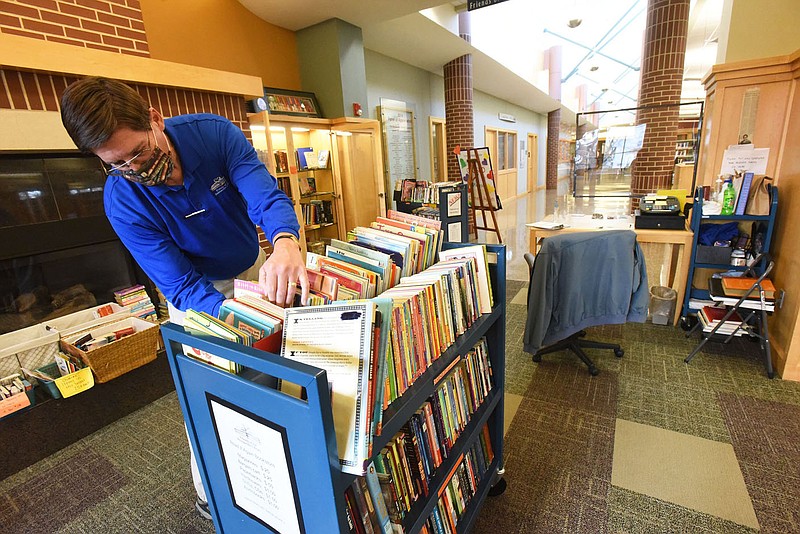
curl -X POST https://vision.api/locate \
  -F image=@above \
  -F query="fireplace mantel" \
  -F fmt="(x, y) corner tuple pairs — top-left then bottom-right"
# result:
(0, 32), (263, 97)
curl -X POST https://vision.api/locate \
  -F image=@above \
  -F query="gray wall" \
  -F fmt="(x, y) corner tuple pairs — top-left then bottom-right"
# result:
(365, 49), (548, 193)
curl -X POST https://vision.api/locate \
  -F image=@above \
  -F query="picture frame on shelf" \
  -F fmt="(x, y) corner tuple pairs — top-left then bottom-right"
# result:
(264, 87), (322, 118)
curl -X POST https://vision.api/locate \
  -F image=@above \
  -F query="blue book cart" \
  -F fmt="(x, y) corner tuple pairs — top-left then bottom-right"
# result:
(161, 242), (507, 533)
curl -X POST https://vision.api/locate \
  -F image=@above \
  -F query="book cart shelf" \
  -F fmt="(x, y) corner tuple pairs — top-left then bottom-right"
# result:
(679, 186), (778, 327)
(161, 242), (507, 533)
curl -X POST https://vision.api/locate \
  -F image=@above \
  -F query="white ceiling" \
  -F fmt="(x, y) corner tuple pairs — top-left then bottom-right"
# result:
(238, 0), (721, 123)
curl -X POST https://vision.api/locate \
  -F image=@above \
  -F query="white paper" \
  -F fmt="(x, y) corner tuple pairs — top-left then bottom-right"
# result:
(526, 221), (565, 230)
(446, 192), (462, 217)
(720, 147), (769, 175)
(447, 221), (462, 242)
(281, 303), (373, 475)
(210, 399), (302, 534)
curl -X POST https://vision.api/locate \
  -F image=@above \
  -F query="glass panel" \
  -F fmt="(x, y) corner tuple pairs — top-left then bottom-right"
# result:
(432, 125), (441, 181)
(0, 159), (58, 227)
(508, 133), (517, 169)
(572, 101), (704, 198)
(0, 240), (136, 335)
(498, 133), (506, 170)
(46, 157), (106, 220)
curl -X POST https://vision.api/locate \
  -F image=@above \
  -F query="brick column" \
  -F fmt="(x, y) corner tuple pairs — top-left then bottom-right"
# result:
(632, 0), (690, 200)
(546, 46), (562, 190)
(445, 11), (474, 181)
(546, 109), (561, 189)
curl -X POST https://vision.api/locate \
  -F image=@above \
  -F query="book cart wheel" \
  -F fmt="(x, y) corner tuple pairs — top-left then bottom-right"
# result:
(488, 477), (507, 497)
(680, 315), (696, 331)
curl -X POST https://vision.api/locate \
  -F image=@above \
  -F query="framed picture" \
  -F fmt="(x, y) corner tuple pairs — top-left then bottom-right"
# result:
(263, 87), (322, 118)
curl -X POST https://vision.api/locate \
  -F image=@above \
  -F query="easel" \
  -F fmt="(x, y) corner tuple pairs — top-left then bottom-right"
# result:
(466, 148), (503, 243)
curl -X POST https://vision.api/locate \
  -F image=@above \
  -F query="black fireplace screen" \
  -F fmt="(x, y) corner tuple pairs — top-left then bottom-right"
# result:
(0, 153), (153, 335)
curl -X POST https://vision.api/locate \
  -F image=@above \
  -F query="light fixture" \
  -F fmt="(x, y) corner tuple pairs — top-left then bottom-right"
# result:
(567, 18), (582, 28)
(250, 125), (266, 131)
(333, 131), (352, 137)
(269, 126), (285, 132)
(291, 127), (310, 132)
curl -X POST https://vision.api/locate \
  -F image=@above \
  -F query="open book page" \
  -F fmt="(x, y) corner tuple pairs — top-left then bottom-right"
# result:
(281, 302), (375, 475)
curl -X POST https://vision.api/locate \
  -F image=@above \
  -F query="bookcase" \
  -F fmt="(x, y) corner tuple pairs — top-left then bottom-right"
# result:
(679, 186), (779, 327)
(160, 242), (506, 533)
(249, 113), (386, 255)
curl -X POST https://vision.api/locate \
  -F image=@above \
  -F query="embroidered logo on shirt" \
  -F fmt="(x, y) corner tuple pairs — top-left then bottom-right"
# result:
(210, 176), (228, 195)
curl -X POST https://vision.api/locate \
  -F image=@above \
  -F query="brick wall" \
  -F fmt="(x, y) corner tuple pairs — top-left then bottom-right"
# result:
(444, 54), (474, 182)
(0, 69), (250, 133)
(0, 0), (149, 56)
(632, 0), (690, 199)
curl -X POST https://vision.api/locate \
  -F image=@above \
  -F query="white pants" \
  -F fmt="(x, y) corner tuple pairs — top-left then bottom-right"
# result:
(169, 249), (266, 503)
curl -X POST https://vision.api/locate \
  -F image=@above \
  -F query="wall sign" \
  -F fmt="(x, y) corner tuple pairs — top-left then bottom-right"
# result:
(498, 113), (516, 123)
(468, 0), (509, 11)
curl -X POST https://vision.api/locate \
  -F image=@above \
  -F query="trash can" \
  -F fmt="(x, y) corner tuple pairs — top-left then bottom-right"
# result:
(650, 286), (677, 326)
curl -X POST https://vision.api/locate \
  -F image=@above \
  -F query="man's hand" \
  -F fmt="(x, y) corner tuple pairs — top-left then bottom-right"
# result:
(259, 238), (309, 306)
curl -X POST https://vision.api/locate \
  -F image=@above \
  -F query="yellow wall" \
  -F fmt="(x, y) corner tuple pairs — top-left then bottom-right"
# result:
(140, 0), (300, 90)
(723, 0), (800, 63)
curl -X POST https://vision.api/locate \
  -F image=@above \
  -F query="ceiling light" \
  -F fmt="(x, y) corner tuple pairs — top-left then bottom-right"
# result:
(567, 18), (582, 28)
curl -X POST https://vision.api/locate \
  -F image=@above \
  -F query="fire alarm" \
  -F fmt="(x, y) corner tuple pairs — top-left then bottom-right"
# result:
(353, 102), (363, 117)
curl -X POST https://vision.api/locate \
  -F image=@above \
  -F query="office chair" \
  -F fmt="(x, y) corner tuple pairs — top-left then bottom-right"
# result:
(523, 230), (649, 375)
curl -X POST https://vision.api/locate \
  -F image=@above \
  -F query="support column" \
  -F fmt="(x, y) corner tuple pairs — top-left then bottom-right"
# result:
(445, 10), (474, 181)
(632, 0), (690, 198)
(546, 46), (562, 190)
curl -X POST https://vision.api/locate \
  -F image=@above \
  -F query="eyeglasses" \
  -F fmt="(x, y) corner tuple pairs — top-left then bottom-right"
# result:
(100, 129), (152, 175)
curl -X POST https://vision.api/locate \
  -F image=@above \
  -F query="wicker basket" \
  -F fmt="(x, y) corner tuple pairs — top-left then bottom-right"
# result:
(60, 317), (160, 383)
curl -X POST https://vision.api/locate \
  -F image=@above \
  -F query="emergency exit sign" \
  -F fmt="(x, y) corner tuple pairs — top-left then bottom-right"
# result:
(468, 0), (509, 11)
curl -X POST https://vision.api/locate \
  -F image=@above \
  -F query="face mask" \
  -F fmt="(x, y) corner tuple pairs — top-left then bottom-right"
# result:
(120, 146), (174, 186)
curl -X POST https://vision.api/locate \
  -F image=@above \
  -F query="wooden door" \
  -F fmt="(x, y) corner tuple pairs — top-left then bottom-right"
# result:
(527, 133), (538, 192)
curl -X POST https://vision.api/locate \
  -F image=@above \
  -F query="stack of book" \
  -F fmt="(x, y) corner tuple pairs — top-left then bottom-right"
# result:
(721, 276), (776, 300)
(399, 180), (463, 204)
(183, 280), (285, 374)
(113, 285), (157, 321)
(281, 211), (493, 488)
(302, 199), (334, 225)
(340, 340), (494, 534)
(698, 305), (745, 336)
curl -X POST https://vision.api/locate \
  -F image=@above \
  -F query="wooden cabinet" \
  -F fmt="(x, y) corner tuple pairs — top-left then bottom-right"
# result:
(248, 113), (385, 255)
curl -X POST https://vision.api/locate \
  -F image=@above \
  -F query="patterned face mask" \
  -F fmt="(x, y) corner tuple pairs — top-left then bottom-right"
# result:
(107, 145), (174, 186)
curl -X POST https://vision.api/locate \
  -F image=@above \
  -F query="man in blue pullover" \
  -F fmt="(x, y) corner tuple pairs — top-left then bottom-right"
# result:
(60, 76), (309, 519)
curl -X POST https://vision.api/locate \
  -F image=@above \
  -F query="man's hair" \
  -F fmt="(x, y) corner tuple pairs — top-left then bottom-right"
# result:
(60, 77), (151, 152)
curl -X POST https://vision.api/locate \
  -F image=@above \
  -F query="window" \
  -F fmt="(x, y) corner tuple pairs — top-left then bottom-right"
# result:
(490, 129), (517, 171)
(429, 117), (447, 182)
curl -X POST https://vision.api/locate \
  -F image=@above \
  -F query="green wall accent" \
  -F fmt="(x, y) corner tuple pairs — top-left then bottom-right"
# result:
(296, 18), (367, 118)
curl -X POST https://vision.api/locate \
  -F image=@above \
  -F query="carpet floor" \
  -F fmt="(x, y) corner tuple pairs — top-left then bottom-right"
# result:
(1, 281), (800, 533)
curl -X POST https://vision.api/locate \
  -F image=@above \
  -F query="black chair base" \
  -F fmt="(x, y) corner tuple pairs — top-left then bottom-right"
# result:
(532, 330), (624, 376)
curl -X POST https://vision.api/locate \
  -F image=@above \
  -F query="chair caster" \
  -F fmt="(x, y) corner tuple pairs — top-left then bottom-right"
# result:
(614, 348), (624, 358)
(680, 316), (695, 331)
(588, 366), (600, 376)
(532, 354), (542, 363)
(488, 477), (507, 496)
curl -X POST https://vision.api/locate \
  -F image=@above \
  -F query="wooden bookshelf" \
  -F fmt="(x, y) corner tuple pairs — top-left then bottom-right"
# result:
(248, 112), (386, 255)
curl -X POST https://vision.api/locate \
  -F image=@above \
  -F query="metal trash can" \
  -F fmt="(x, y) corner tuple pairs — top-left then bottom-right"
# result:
(649, 286), (677, 326)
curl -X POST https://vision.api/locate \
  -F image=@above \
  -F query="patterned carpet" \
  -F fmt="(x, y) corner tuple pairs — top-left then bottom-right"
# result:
(1, 281), (799, 533)
(473, 284), (800, 534)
